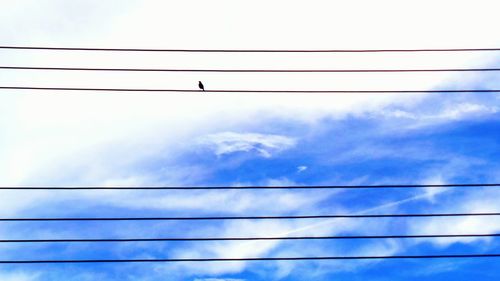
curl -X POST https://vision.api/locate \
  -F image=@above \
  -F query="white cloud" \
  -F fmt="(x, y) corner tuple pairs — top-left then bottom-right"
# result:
(419, 175), (450, 203)
(297, 166), (307, 173)
(198, 132), (297, 158)
(98, 189), (328, 214)
(413, 261), (464, 276)
(375, 102), (498, 124)
(437, 103), (498, 119)
(0, 272), (39, 281)
(411, 189), (500, 247)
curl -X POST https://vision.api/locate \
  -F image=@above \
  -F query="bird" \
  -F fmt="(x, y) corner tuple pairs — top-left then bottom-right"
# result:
(198, 81), (205, 91)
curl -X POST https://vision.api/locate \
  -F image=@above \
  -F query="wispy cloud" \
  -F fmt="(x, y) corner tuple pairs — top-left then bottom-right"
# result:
(0, 272), (39, 281)
(411, 189), (500, 247)
(198, 132), (296, 158)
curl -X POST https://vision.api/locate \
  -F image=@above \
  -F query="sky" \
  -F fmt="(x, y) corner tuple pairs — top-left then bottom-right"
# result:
(1, 0), (500, 280)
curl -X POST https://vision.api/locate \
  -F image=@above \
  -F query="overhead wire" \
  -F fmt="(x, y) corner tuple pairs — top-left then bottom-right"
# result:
(1, 87), (499, 93)
(0, 183), (498, 190)
(2, 45), (500, 52)
(2, 66), (500, 73)
(2, 254), (500, 264)
(1, 212), (499, 222)
(1, 233), (499, 243)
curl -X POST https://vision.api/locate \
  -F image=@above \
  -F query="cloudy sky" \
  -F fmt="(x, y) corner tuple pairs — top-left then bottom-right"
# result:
(1, 0), (500, 280)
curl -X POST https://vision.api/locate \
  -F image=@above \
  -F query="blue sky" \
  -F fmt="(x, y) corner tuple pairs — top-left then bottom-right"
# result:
(1, 1), (500, 280)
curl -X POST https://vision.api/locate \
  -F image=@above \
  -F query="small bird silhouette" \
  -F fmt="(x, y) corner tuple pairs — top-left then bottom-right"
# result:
(198, 81), (205, 91)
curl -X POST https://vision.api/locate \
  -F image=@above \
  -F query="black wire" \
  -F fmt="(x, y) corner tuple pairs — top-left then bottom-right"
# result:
(1, 212), (499, 222)
(1, 46), (500, 52)
(2, 66), (500, 73)
(0, 183), (498, 190)
(1, 87), (500, 94)
(2, 233), (499, 243)
(2, 254), (500, 263)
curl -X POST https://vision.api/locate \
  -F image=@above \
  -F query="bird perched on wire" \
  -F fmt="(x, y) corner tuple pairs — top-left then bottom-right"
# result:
(198, 81), (205, 91)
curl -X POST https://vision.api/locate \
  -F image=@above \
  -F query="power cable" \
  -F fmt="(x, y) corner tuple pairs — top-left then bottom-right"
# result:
(1, 233), (499, 243)
(1, 183), (498, 190)
(2, 254), (500, 264)
(1, 87), (499, 93)
(2, 66), (500, 73)
(1, 212), (499, 222)
(2, 46), (500, 53)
